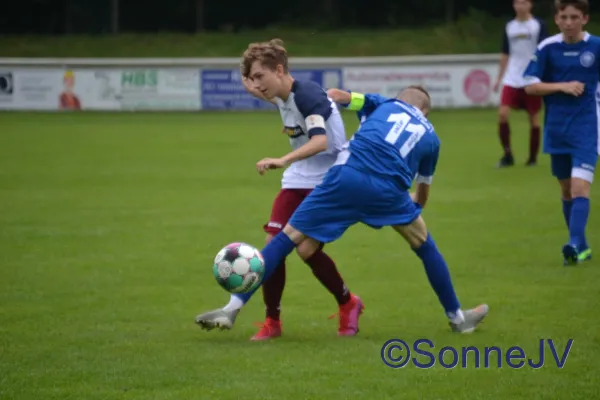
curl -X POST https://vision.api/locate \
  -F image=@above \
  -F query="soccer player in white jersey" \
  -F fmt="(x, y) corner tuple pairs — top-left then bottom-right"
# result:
(196, 39), (364, 340)
(493, 0), (549, 167)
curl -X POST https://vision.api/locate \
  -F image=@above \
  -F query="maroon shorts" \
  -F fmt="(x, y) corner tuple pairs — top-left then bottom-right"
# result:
(500, 85), (542, 114)
(263, 189), (313, 235)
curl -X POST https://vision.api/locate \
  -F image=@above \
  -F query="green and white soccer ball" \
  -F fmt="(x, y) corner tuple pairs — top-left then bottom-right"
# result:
(213, 242), (265, 294)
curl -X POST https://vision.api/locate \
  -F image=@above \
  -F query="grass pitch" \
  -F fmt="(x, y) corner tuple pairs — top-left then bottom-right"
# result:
(1, 109), (599, 399)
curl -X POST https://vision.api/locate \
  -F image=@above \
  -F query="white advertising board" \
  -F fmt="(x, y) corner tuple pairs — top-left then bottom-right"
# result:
(0, 55), (503, 111)
(343, 64), (501, 108)
(0, 68), (201, 110)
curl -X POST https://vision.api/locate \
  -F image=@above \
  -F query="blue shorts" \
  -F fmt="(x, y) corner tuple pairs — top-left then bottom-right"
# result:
(288, 165), (421, 243)
(550, 152), (598, 183)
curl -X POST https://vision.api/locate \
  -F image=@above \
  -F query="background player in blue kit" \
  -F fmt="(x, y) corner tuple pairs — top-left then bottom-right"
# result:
(523, 0), (596, 265)
(196, 86), (489, 334)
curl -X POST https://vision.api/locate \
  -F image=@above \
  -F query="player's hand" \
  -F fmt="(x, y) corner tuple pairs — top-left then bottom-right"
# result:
(242, 77), (258, 95)
(256, 158), (287, 175)
(241, 76), (251, 89)
(242, 77), (261, 95)
(562, 81), (585, 96)
(493, 81), (501, 93)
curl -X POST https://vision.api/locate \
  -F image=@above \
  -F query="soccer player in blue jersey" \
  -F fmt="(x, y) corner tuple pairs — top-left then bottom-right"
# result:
(327, 88), (432, 207)
(196, 85), (489, 334)
(523, 0), (596, 265)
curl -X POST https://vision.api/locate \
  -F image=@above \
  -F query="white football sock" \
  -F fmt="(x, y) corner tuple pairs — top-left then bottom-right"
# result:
(223, 295), (244, 312)
(448, 309), (465, 325)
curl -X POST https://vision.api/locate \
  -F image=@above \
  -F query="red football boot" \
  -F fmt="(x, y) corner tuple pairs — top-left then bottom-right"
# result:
(330, 294), (365, 336)
(250, 317), (282, 341)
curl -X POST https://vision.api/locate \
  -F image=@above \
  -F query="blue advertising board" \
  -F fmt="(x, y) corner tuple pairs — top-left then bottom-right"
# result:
(200, 68), (343, 110)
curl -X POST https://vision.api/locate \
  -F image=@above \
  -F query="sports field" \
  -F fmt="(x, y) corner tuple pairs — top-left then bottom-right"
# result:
(1, 109), (599, 399)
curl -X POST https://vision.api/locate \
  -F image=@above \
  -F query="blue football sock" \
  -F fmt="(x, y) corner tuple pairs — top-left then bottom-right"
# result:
(562, 199), (573, 228)
(413, 234), (461, 317)
(569, 197), (590, 251)
(233, 231), (297, 304)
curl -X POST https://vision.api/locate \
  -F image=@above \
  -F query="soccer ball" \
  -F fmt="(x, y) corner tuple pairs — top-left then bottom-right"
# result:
(213, 242), (265, 294)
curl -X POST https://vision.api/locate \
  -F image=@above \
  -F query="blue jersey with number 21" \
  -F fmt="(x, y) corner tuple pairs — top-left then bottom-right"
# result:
(345, 98), (440, 190)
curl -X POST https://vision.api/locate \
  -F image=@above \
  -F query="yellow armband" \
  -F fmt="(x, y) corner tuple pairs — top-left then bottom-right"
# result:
(347, 92), (365, 111)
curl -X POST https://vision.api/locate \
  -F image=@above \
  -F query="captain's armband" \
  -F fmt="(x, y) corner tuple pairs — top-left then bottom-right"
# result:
(347, 92), (365, 111)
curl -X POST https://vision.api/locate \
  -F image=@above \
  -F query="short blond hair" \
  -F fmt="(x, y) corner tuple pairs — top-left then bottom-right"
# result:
(241, 38), (288, 78)
(397, 85), (431, 113)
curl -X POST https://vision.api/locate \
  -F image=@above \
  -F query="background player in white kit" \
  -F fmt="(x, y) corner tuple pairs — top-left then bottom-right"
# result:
(493, 0), (548, 167)
(196, 39), (364, 340)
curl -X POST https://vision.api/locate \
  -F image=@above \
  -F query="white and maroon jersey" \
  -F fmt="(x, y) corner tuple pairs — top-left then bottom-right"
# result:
(273, 80), (347, 189)
(501, 17), (549, 88)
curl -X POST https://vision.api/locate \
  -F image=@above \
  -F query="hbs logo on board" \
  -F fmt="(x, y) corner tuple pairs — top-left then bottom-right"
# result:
(121, 70), (158, 91)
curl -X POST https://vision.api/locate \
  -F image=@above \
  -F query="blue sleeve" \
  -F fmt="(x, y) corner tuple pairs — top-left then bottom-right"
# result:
(294, 82), (332, 137)
(416, 141), (439, 184)
(597, 42), (600, 76)
(523, 44), (548, 84)
(502, 28), (509, 55)
(342, 91), (388, 112)
(537, 19), (549, 43)
(362, 94), (389, 115)
(345, 92), (389, 122)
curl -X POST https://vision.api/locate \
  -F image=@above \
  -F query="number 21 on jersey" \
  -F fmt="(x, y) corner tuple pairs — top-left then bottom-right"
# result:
(384, 112), (426, 158)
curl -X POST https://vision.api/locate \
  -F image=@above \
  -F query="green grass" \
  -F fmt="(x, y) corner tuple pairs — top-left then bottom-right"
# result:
(1, 109), (599, 400)
(8, 13), (600, 58)
(4, 13), (600, 58)
(0, 29), (499, 58)
(5, 15), (600, 58)
(0, 12), (589, 57)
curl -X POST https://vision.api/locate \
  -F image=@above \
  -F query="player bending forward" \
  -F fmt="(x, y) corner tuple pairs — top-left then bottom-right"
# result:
(196, 39), (364, 339)
(494, 0), (548, 167)
(196, 85), (489, 334)
(523, 0), (596, 265)
(327, 88), (433, 208)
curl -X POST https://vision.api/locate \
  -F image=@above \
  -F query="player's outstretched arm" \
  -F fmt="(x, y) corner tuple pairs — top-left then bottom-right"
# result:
(327, 89), (389, 113)
(255, 135), (327, 173)
(242, 77), (276, 104)
(327, 88), (367, 111)
(524, 81), (584, 96)
(256, 108), (330, 175)
(327, 88), (352, 105)
(281, 134), (328, 165)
